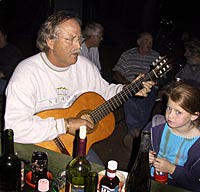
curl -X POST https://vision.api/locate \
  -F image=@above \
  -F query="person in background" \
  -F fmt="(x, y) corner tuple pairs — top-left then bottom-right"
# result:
(154, 38), (200, 116)
(4, 11), (154, 164)
(147, 83), (200, 191)
(80, 22), (104, 71)
(112, 32), (160, 152)
(175, 38), (200, 86)
(0, 26), (23, 95)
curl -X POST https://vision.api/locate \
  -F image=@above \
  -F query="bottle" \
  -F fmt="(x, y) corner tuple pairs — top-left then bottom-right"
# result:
(31, 151), (48, 183)
(85, 171), (98, 192)
(154, 169), (168, 184)
(32, 151), (49, 191)
(99, 160), (120, 192)
(0, 129), (21, 191)
(65, 125), (91, 192)
(125, 130), (151, 192)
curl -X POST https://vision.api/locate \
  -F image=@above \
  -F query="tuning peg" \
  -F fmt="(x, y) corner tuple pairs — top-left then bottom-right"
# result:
(152, 61), (156, 66)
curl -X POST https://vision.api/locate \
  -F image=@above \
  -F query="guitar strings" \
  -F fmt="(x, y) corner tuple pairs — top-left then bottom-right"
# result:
(91, 70), (155, 123)
(90, 57), (170, 123)
(53, 137), (70, 155)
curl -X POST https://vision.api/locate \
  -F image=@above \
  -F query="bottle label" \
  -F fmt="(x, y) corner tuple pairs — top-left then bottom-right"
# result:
(100, 185), (119, 192)
(71, 185), (84, 192)
(66, 182), (85, 192)
(21, 161), (25, 191)
(107, 172), (116, 178)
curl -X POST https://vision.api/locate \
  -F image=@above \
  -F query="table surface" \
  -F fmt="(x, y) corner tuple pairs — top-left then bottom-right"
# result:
(0, 140), (191, 192)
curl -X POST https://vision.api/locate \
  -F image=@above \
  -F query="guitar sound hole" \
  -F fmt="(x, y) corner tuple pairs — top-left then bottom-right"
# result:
(78, 110), (97, 134)
(87, 123), (98, 134)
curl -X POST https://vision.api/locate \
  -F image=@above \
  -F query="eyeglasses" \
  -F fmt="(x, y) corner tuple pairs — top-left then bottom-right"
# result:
(57, 36), (82, 45)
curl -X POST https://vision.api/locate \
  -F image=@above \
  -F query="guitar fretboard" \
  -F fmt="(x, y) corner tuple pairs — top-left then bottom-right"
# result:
(90, 55), (172, 124)
(90, 70), (156, 124)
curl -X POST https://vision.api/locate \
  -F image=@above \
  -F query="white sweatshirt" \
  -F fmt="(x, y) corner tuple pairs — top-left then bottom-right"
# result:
(4, 52), (123, 143)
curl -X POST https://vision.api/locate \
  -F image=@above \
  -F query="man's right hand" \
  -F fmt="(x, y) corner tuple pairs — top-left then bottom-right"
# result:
(64, 117), (94, 135)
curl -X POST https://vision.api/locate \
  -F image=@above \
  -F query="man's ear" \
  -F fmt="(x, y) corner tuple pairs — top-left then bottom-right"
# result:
(196, 55), (200, 63)
(46, 38), (55, 50)
(137, 39), (141, 46)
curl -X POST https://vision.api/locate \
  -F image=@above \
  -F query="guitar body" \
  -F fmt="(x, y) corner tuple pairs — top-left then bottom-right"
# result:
(35, 92), (115, 156)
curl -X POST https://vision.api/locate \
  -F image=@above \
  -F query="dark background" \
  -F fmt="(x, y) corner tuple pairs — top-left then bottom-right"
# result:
(0, 0), (200, 79)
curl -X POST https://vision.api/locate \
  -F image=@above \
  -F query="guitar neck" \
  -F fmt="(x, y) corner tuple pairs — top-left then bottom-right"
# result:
(90, 70), (156, 124)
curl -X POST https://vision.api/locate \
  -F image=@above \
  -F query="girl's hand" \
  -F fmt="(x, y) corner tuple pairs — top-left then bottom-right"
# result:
(154, 157), (176, 174)
(149, 150), (156, 164)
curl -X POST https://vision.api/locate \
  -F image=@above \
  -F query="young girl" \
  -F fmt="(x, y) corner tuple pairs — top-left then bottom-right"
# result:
(145, 83), (200, 191)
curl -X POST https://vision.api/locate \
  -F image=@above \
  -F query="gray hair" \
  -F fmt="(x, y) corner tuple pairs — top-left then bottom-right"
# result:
(137, 32), (153, 40)
(82, 22), (104, 39)
(36, 11), (81, 52)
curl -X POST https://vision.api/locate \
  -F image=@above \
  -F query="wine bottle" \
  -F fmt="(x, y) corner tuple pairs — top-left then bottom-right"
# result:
(65, 125), (91, 192)
(0, 129), (21, 191)
(99, 160), (120, 192)
(125, 130), (151, 192)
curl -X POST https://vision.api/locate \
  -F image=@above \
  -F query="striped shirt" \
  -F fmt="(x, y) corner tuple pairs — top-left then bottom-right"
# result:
(113, 47), (159, 81)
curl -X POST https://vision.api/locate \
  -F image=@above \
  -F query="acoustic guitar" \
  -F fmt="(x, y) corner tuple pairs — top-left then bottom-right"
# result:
(36, 56), (173, 156)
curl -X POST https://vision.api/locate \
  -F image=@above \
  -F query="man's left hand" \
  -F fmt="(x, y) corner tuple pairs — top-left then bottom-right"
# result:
(131, 74), (155, 97)
(136, 80), (155, 97)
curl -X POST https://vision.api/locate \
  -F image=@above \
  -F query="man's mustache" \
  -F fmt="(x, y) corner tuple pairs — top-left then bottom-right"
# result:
(71, 49), (80, 55)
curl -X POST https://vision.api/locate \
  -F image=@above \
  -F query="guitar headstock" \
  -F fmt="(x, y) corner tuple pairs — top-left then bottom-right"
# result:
(151, 55), (173, 78)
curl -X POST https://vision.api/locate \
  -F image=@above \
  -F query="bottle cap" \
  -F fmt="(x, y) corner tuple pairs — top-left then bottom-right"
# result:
(79, 126), (87, 139)
(107, 160), (118, 170)
(38, 178), (49, 191)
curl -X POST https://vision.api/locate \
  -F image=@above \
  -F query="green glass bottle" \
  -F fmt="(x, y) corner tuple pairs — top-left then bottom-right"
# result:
(65, 125), (91, 192)
(125, 130), (151, 192)
(85, 171), (98, 192)
(0, 129), (21, 191)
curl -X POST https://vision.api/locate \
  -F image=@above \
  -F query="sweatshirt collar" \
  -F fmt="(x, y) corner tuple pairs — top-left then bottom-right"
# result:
(40, 52), (69, 72)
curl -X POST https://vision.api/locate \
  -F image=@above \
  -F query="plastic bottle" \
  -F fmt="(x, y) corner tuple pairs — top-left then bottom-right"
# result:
(99, 160), (120, 192)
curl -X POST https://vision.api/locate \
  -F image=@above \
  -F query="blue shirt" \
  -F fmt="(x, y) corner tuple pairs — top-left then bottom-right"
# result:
(151, 124), (199, 177)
